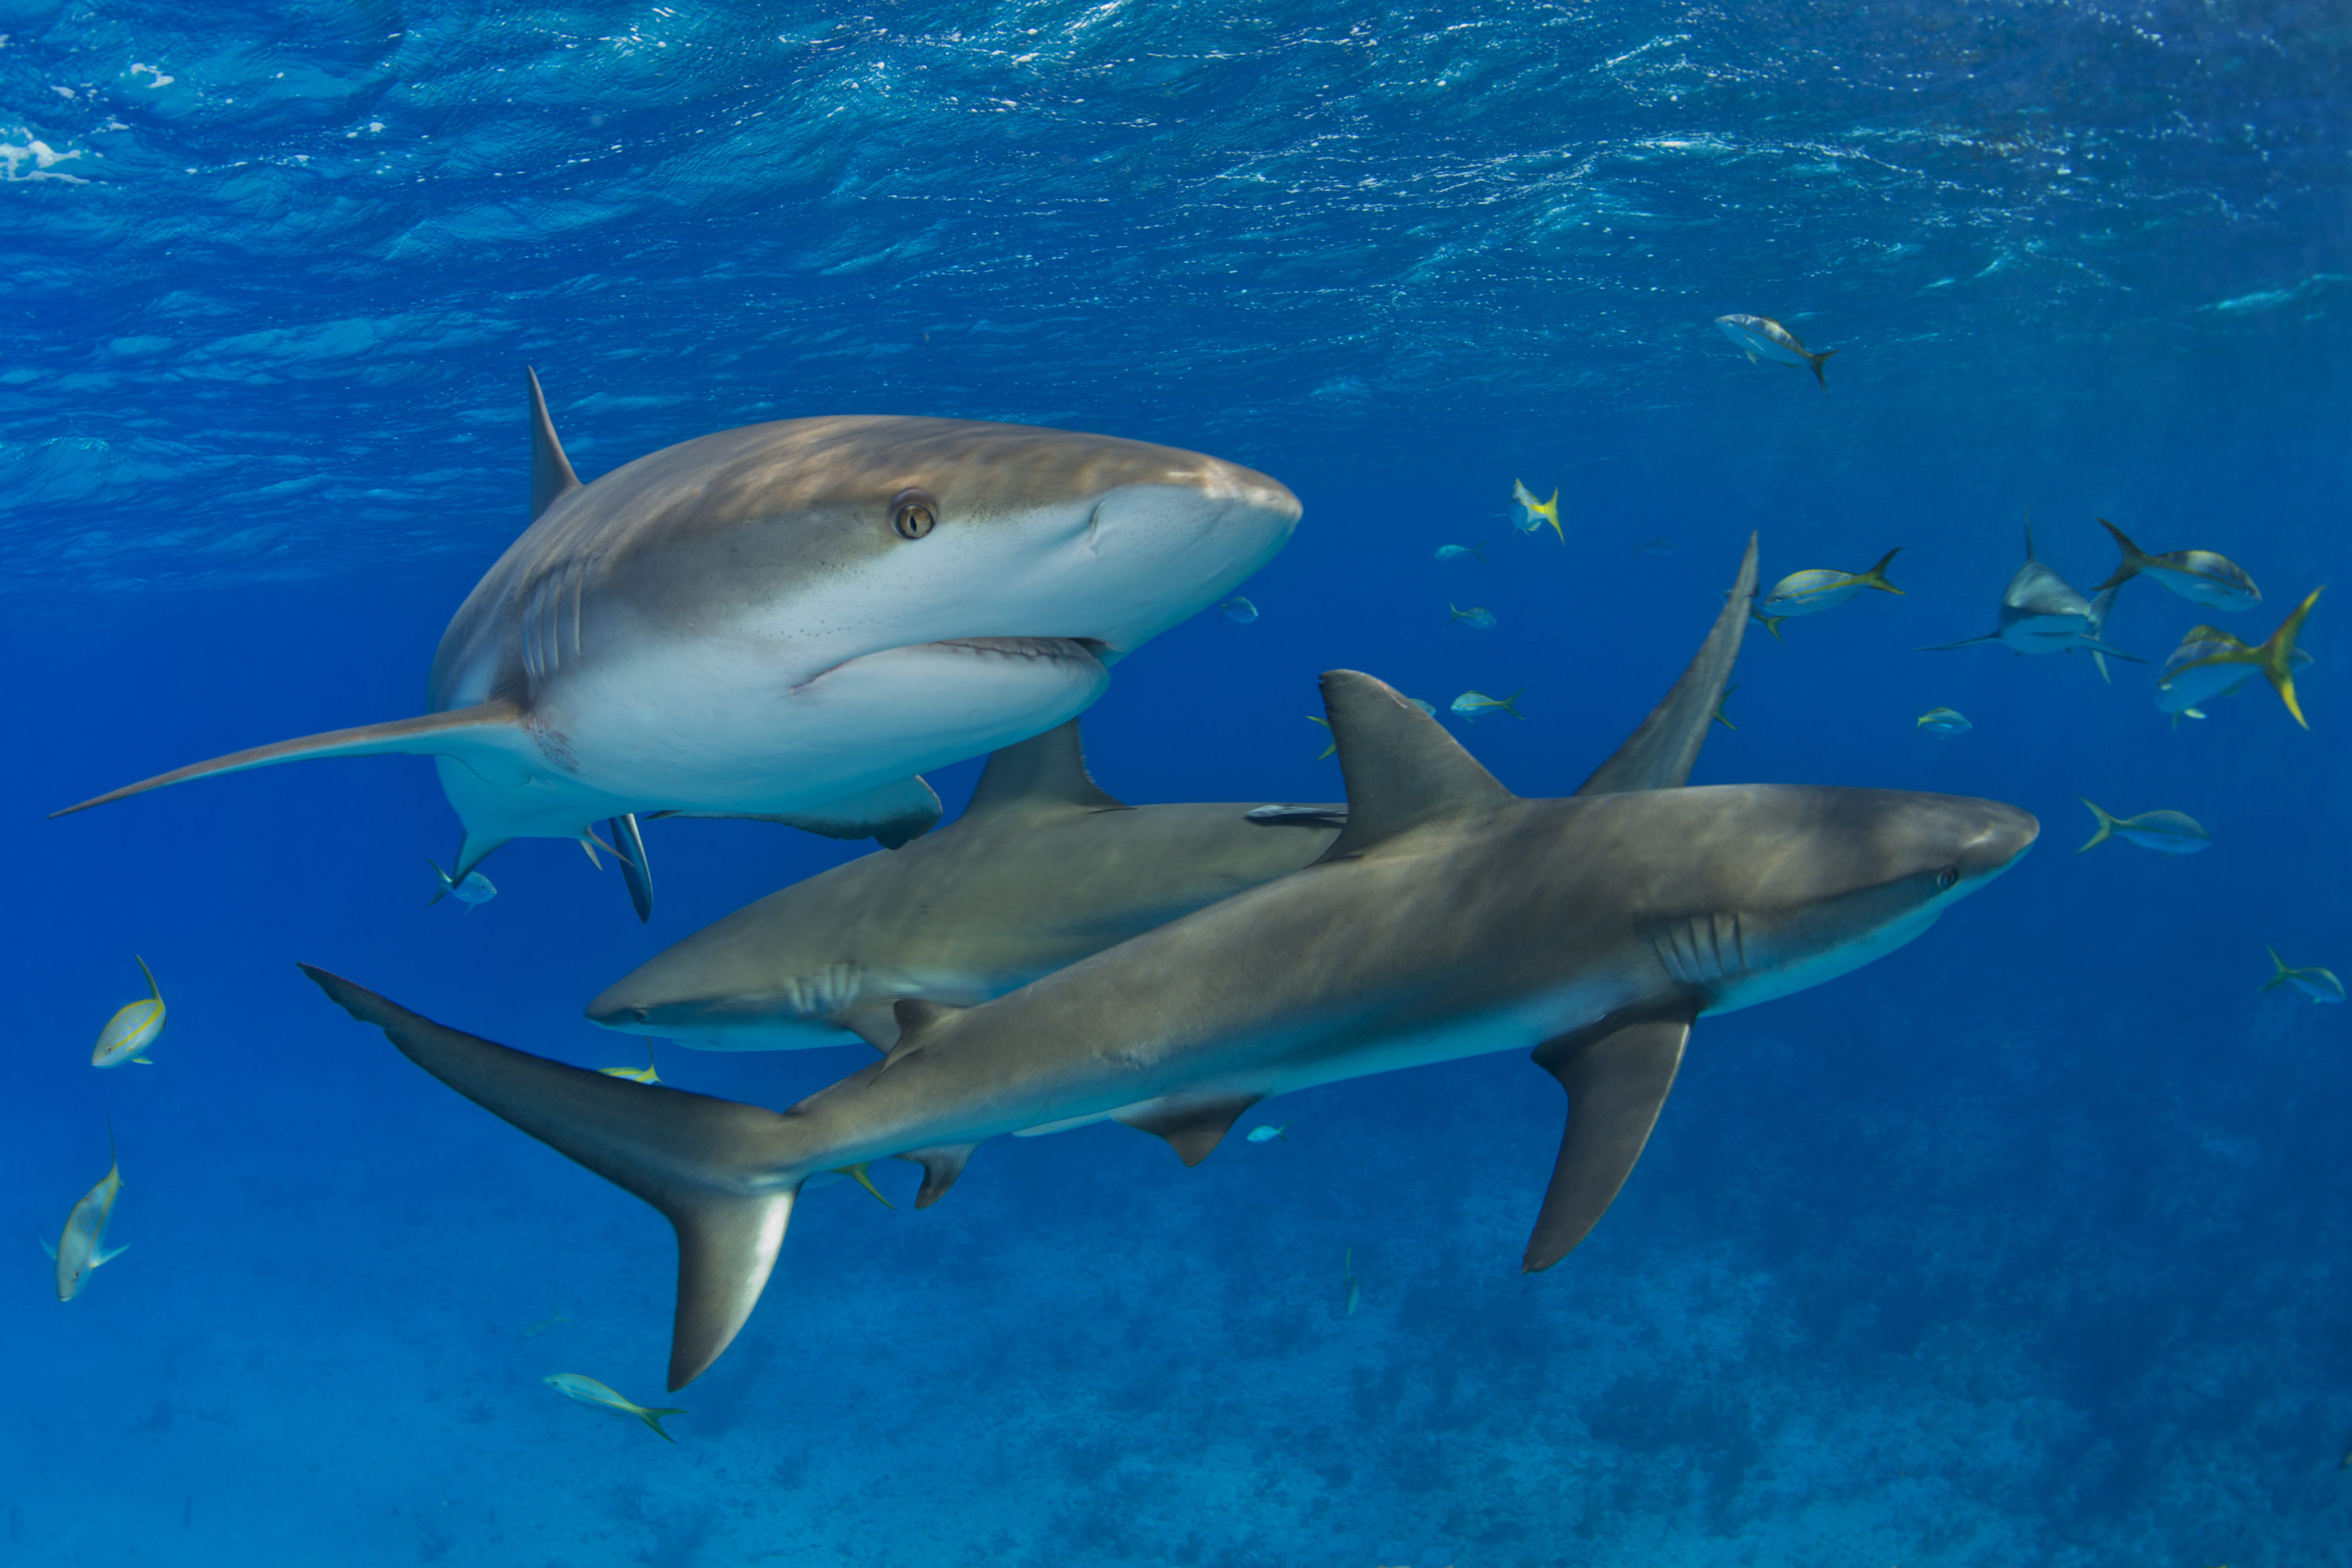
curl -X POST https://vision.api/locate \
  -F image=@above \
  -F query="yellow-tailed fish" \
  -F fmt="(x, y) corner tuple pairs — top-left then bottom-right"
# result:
(1508, 480), (1563, 542)
(543, 1374), (685, 1442)
(1714, 313), (1837, 387)
(45, 1127), (127, 1301)
(2076, 799), (2210, 855)
(1756, 550), (1902, 622)
(597, 1041), (661, 1084)
(1447, 603), (1497, 630)
(92, 955), (164, 1068)
(829, 1163), (896, 1208)
(427, 858), (498, 909)
(1712, 684), (1738, 730)
(1450, 689), (1523, 720)
(1244, 1122), (1290, 1143)
(2160, 588), (2323, 729)
(1916, 706), (1972, 735)
(1435, 543), (1485, 561)
(2095, 518), (2260, 611)
(2263, 949), (2344, 1005)
(2154, 624), (2314, 725)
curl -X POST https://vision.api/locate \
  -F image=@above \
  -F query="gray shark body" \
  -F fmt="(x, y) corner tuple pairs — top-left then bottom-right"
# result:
(56, 373), (1300, 909)
(587, 720), (1345, 1052)
(1916, 524), (2143, 667)
(302, 538), (2039, 1388)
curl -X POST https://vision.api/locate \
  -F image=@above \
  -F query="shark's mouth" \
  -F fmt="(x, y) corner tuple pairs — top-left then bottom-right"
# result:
(793, 636), (1109, 692)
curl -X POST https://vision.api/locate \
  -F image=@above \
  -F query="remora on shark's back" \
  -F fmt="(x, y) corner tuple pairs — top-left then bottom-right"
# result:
(586, 720), (1345, 1052)
(54, 372), (1301, 913)
(301, 538), (2038, 1389)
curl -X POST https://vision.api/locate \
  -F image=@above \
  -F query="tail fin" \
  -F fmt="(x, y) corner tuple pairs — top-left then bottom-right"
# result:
(2262, 947), (2292, 992)
(2076, 798), (2118, 853)
(1857, 547), (1903, 594)
(2094, 517), (2150, 591)
(1541, 490), (1563, 543)
(2165, 587), (2323, 728)
(1808, 347), (1837, 388)
(425, 858), (455, 908)
(1499, 689), (1526, 720)
(634, 1405), (688, 1443)
(299, 965), (803, 1390)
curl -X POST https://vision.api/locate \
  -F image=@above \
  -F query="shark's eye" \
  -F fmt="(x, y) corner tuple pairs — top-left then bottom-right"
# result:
(890, 488), (939, 540)
(1935, 866), (1959, 891)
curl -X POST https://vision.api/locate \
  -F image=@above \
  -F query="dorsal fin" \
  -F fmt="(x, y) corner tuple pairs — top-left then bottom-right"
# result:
(1575, 534), (1759, 797)
(1316, 671), (1513, 860)
(962, 720), (1127, 818)
(882, 997), (969, 1069)
(528, 365), (583, 523)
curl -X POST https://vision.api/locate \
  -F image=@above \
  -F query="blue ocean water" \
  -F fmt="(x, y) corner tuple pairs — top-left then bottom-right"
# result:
(5, 2), (2350, 1563)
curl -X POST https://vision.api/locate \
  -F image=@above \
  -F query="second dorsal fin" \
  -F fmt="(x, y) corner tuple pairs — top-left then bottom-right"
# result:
(528, 365), (583, 523)
(962, 720), (1127, 818)
(1316, 671), (1513, 860)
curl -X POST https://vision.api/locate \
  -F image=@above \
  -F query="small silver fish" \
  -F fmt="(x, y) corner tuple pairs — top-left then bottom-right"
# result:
(1447, 604), (1497, 630)
(44, 1131), (126, 1301)
(520, 1309), (571, 1338)
(1916, 707), (1973, 735)
(1219, 596), (1259, 624)
(1435, 543), (1485, 562)
(1450, 689), (1523, 720)
(1245, 1122), (1290, 1143)
(2096, 519), (2260, 612)
(543, 1374), (686, 1442)
(2076, 799), (2210, 855)
(1714, 313), (1837, 387)
(2263, 948), (2344, 1004)
(428, 858), (498, 910)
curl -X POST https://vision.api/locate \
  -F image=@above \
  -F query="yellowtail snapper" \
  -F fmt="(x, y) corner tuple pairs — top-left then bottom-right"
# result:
(1508, 480), (1562, 541)
(91, 955), (164, 1068)
(543, 1374), (685, 1442)
(1714, 313), (1837, 387)
(2262, 949), (2344, 1004)
(1450, 690), (1523, 720)
(1916, 707), (1973, 735)
(1447, 604), (1497, 630)
(2095, 518), (2260, 611)
(2076, 800), (2210, 855)
(1219, 597), (1259, 624)
(1751, 550), (1902, 639)
(2157, 589), (2323, 729)
(44, 1125), (126, 1301)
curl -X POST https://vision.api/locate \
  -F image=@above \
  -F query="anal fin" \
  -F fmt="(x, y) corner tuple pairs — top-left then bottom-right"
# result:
(1523, 1009), (1692, 1272)
(1114, 1093), (1261, 1167)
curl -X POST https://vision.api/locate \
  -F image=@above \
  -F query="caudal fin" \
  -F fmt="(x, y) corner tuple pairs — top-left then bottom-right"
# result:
(298, 964), (804, 1389)
(2262, 947), (2292, 992)
(634, 1405), (688, 1442)
(1857, 547), (1903, 594)
(2075, 797), (2118, 853)
(51, 701), (528, 819)
(2094, 517), (2151, 591)
(1808, 347), (1837, 388)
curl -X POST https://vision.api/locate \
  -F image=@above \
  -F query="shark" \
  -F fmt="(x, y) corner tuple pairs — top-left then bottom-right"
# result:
(1914, 521), (2143, 673)
(297, 538), (2039, 1389)
(586, 719), (1345, 1053)
(53, 372), (1301, 916)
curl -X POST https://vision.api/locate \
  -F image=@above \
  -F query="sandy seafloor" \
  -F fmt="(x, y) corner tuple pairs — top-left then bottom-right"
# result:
(5, 0), (2352, 1563)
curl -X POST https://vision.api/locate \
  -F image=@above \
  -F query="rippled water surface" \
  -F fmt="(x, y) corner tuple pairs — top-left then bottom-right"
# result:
(4, 2), (2349, 1565)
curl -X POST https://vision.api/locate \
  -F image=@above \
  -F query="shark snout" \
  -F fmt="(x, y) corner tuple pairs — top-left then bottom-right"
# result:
(1957, 800), (2039, 877)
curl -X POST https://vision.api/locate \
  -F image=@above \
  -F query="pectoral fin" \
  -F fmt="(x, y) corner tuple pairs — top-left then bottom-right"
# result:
(1523, 1010), (1692, 1272)
(39, 1237), (55, 1260)
(653, 775), (942, 850)
(95, 1243), (129, 1266)
(51, 700), (530, 818)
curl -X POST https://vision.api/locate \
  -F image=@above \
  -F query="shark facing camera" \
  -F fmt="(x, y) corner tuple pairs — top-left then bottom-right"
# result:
(297, 536), (2037, 1391)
